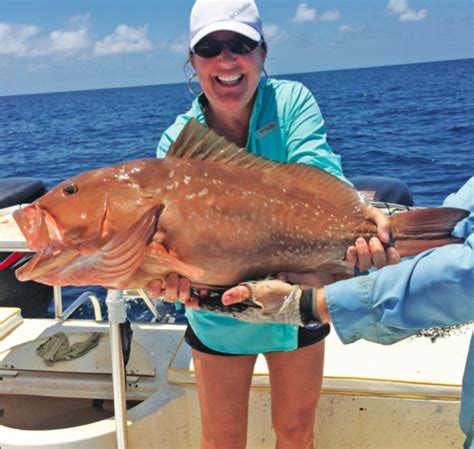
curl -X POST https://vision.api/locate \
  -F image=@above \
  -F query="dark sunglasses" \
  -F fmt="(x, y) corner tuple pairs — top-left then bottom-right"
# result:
(192, 35), (263, 58)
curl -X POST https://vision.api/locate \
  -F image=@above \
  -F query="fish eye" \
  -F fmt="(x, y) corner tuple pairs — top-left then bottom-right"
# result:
(62, 184), (79, 196)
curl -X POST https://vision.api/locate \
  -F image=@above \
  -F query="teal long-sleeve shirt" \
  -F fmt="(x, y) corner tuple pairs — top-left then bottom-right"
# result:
(157, 78), (347, 354)
(324, 177), (474, 446)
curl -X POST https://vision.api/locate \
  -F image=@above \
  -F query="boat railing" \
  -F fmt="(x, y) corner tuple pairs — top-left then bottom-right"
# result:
(60, 290), (103, 321)
(123, 288), (167, 322)
(52, 285), (166, 322)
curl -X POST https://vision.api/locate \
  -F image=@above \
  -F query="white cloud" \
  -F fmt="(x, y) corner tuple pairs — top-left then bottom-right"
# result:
(339, 24), (365, 33)
(292, 3), (316, 23)
(400, 9), (427, 22)
(0, 19), (92, 58)
(263, 24), (287, 44)
(320, 10), (341, 22)
(1, 16), (154, 60)
(387, 0), (408, 14)
(0, 22), (40, 56)
(94, 24), (153, 55)
(387, 0), (427, 22)
(48, 28), (90, 53)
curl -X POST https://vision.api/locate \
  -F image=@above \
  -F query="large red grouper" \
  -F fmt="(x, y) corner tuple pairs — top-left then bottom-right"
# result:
(13, 119), (468, 289)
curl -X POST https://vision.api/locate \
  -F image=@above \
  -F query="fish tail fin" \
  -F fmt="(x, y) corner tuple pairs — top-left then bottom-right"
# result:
(390, 207), (468, 257)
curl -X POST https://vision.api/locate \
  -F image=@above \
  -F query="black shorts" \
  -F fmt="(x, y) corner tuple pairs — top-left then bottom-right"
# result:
(185, 323), (330, 356)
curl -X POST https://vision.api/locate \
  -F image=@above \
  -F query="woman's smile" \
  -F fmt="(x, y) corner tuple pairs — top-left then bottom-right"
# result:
(214, 74), (245, 86)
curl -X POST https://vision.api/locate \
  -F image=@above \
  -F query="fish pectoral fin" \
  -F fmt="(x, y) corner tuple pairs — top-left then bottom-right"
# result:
(314, 260), (355, 278)
(144, 242), (204, 280)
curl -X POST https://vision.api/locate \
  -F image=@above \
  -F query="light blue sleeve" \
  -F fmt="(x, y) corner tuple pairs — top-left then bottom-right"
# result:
(283, 83), (347, 182)
(157, 113), (197, 159)
(323, 177), (474, 441)
(324, 177), (474, 345)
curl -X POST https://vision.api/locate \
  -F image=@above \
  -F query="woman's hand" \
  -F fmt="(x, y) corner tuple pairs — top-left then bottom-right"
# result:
(146, 273), (194, 303)
(346, 206), (400, 270)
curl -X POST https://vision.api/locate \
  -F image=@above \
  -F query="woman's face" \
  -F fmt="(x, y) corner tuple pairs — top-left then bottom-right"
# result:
(191, 30), (266, 116)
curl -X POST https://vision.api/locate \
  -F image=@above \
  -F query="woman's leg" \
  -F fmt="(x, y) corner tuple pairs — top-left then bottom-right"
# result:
(192, 348), (258, 449)
(264, 340), (325, 449)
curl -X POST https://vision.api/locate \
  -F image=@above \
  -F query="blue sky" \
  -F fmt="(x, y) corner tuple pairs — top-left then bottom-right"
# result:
(1, 0), (473, 96)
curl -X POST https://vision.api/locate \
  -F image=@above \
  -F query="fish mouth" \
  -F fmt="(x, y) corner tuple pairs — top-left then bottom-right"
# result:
(13, 204), (64, 252)
(14, 204), (158, 288)
(13, 204), (73, 283)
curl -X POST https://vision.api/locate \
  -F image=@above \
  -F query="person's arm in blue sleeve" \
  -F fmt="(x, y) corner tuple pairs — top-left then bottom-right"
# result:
(284, 83), (347, 182)
(322, 178), (474, 444)
(325, 234), (474, 345)
(157, 115), (194, 159)
(324, 177), (474, 345)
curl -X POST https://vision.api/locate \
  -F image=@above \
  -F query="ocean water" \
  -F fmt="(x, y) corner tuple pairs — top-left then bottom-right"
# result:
(0, 59), (473, 318)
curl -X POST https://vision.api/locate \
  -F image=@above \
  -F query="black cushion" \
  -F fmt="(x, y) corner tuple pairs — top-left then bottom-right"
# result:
(0, 177), (46, 208)
(351, 176), (414, 207)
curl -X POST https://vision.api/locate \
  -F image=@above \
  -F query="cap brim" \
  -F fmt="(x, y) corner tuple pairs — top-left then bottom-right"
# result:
(190, 21), (261, 50)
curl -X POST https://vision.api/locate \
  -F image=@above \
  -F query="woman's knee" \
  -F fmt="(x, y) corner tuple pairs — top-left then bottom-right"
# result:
(273, 412), (315, 448)
(272, 402), (317, 447)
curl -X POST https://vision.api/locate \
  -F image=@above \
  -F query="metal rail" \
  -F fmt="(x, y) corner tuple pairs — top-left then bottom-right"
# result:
(61, 291), (103, 321)
(53, 288), (166, 323)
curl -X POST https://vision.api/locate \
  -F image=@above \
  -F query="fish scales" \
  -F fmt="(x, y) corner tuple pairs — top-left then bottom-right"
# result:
(13, 119), (469, 290)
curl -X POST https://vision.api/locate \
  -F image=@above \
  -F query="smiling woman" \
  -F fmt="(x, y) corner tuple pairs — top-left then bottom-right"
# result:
(151, 1), (398, 448)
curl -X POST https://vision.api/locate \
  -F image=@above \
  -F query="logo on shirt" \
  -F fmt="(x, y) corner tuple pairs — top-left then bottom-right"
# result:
(257, 122), (277, 138)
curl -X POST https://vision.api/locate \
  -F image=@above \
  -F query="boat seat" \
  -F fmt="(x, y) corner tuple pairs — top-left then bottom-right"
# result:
(351, 176), (414, 206)
(168, 329), (470, 401)
(0, 177), (46, 209)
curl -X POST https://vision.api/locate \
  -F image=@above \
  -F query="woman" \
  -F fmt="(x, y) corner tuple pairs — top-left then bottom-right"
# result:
(151, 1), (397, 448)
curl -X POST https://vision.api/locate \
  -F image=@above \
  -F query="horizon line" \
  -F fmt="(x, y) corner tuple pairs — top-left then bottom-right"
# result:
(2, 57), (472, 99)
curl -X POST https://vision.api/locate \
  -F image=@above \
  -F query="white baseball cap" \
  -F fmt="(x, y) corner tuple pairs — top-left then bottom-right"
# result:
(189, 0), (264, 50)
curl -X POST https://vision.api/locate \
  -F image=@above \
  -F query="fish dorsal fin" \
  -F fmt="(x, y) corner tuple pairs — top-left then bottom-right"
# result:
(167, 119), (368, 218)
(167, 119), (277, 170)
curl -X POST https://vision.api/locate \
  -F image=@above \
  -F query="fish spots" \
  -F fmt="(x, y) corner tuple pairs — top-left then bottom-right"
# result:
(166, 181), (180, 190)
(169, 170), (175, 178)
(185, 193), (196, 200)
(80, 213), (87, 220)
(183, 176), (191, 185)
(116, 167), (131, 182)
(198, 188), (209, 197)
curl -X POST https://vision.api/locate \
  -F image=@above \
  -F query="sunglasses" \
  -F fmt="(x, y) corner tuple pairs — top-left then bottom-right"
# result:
(192, 35), (263, 58)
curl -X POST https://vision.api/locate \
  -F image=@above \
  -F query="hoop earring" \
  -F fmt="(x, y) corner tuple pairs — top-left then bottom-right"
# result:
(187, 72), (202, 97)
(262, 68), (268, 84)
